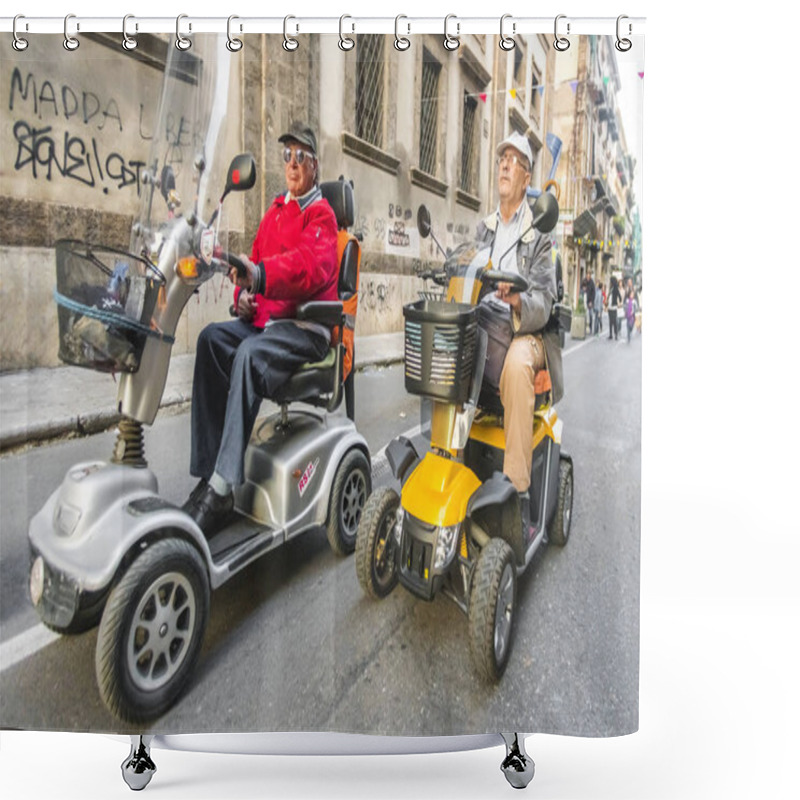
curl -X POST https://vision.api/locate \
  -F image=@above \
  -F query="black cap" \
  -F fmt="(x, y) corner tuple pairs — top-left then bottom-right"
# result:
(278, 122), (317, 156)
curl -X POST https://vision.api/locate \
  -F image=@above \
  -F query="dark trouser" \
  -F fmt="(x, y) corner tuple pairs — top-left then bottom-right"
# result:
(608, 308), (618, 339)
(190, 318), (329, 486)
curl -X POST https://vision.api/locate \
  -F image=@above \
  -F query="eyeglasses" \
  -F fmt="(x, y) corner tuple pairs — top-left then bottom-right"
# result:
(496, 152), (529, 170)
(283, 146), (314, 165)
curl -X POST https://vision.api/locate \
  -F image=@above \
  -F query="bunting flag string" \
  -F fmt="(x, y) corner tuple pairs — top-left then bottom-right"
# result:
(574, 238), (639, 248)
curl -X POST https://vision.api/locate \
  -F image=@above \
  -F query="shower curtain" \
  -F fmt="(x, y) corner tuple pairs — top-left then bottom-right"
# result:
(0, 22), (644, 745)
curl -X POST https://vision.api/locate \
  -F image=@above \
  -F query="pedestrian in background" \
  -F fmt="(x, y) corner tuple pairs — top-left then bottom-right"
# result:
(594, 281), (604, 335)
(584, 271), (596, 335)
(608, 276), (621, 340)
(625, 287), (636, 343)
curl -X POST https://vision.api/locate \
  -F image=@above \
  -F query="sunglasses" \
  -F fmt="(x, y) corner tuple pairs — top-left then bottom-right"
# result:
(283, 146), (314, 165)
(496, 152), (529, 170)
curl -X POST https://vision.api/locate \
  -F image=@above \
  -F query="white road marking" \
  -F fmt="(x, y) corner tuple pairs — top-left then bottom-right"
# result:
(0, 623), (61, 673)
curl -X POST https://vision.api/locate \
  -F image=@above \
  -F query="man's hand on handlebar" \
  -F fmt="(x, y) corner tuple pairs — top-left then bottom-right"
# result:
(236, 289), (257, 322)
(495, 282), (522, 313)
(227, 253), (257, 290)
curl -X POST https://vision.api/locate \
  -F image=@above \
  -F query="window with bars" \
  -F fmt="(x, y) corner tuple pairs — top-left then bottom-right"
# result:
(531, 65), (541, 114)
(513, 46), (526, 105)
(419, 53), (441, 176)
(355, 35), (386, 149)
(461, 91), (478, 194)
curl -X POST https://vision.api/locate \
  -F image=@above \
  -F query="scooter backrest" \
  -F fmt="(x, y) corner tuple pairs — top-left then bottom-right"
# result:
(338, 237), (359, 301)
(320, 179), (359, 302)
(319, 179), (355, 231)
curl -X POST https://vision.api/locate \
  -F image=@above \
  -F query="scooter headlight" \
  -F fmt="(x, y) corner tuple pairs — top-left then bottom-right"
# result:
(433, 523), (461, 570)
(393, 508), (404, 544)
(30, 556), (45, 607)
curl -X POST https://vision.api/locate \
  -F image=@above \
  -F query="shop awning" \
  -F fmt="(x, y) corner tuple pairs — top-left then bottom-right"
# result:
(572, 209), (598, 238)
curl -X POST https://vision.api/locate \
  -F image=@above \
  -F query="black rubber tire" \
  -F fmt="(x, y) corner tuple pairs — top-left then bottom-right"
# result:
(468, 538), (517, 682)
(550, 457), (573, 547)
(355, 486), (400, 600)
(40, 606), (102, 636)
(327, 448), (371, 557)
(95, 538), (210, 723)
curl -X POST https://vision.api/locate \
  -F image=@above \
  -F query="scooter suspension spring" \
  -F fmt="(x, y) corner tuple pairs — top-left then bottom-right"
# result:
(111, 417), (147, 467)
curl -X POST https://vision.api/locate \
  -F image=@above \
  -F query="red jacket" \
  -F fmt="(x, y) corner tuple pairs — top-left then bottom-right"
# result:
(235, 193), (339, 328)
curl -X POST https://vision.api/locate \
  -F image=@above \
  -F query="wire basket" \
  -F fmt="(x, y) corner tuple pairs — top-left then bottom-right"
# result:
(403, 299), (478, 405)
(54, 240), (170, 374)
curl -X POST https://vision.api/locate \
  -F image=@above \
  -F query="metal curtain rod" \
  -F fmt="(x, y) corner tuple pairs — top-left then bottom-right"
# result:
(1, 15), (646, 36)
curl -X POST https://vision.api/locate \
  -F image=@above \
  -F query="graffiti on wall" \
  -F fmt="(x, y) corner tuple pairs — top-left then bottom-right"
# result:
(6, 67), (197, 197)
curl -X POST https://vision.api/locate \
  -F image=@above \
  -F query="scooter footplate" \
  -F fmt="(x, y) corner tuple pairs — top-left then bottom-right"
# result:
(208, 515), (281, 568)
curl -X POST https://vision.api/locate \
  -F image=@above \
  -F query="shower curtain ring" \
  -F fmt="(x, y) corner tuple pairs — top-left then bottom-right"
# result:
(227, 15), (243, 52)
(339, 15), (355, 51)
(283, 16), (299, 51)
(12, 15), (29, 51)
(394, 15), (411, 51)
(615, 15), (632, 51)
(443, 14), (460, 51)
(176, 14), (192, 50)
(122, 15), (138, 51)
(553, 14), (570, 51)
(499, 14), (516, 51)
(63, 14), (80, 51)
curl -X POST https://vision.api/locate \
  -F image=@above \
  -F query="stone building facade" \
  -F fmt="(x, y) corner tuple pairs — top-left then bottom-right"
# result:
(543, 35), (639, 306)
(1, 31), (636, 372)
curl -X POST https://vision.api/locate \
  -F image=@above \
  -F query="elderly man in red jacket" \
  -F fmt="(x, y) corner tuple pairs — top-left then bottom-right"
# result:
(184, 123), (339, 536)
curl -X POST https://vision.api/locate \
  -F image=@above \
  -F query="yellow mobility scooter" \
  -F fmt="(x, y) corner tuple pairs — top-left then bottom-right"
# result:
(355, 192), (573, 682)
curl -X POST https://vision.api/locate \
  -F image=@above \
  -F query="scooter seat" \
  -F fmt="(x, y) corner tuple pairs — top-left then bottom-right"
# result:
(271, 345), (344, 411)
(298, 349), (336, 372)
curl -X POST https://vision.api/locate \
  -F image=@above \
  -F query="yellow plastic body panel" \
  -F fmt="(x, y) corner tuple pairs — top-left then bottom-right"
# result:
(401, 452), (481, 528)
(469, 407), (561, 451)
(446, 276), (483, 305)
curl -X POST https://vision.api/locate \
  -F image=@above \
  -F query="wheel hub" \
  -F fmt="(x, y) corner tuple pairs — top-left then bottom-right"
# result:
(126, 572), (197, 692)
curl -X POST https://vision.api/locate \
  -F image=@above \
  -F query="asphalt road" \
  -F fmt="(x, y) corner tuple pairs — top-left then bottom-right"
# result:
(0, 332), (641, 737)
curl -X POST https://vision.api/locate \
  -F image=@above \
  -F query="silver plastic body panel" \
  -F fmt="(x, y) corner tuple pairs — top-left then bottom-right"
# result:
(117, 219), (198, 425)
(28, 461), (210, 593)
(236, 410), (368, 530)
(28, 412), (369, 595)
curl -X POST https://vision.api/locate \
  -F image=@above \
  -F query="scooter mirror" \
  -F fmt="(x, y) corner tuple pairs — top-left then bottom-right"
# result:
(159, 165), (176, 202)
(531, 191), (559, 234)
(223, 153), (257, 199)
(417, 205), (432, 239)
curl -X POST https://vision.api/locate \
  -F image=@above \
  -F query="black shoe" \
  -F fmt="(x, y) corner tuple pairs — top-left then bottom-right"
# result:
(182, 478), (208, 514)
(189, 484), (235, 538)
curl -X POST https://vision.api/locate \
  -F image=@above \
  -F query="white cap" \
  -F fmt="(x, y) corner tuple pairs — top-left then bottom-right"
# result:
(496, 132), (533, 170)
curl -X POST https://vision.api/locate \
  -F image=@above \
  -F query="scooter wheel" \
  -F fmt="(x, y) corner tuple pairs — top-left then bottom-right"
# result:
(468, 538), (516, 682)
(327, 448), (371, 557)
(549, 457), (573, 547)
(95, 538), (210, 723)
(355, 486), (400, 600)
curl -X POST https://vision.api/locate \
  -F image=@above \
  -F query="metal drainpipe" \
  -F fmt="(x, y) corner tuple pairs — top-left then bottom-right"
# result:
(489, 33), (501, 206)
(261, 34), (268, 217)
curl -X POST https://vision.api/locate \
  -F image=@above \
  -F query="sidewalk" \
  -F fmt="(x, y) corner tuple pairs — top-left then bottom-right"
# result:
(0, 332), (404, 452)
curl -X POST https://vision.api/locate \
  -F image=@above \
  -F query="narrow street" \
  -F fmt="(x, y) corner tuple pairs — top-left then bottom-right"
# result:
(1, 331), (641, 736)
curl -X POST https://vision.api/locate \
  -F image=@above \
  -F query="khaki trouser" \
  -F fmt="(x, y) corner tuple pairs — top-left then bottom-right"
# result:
(499, 334), (546, 493)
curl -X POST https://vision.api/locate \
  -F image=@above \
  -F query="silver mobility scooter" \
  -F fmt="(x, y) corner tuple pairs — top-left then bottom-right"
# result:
(27, 45), (371, 725)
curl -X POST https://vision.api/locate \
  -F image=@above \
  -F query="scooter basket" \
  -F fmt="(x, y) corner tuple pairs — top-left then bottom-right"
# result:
(403, 299), (478, 405)
(54, 239), (169, 374)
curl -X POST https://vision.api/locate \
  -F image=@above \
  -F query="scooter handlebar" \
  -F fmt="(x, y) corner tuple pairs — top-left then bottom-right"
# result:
(419, 269), (448, 287)
(217, 250), (249, 278)
(481, 269), (528, 293)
